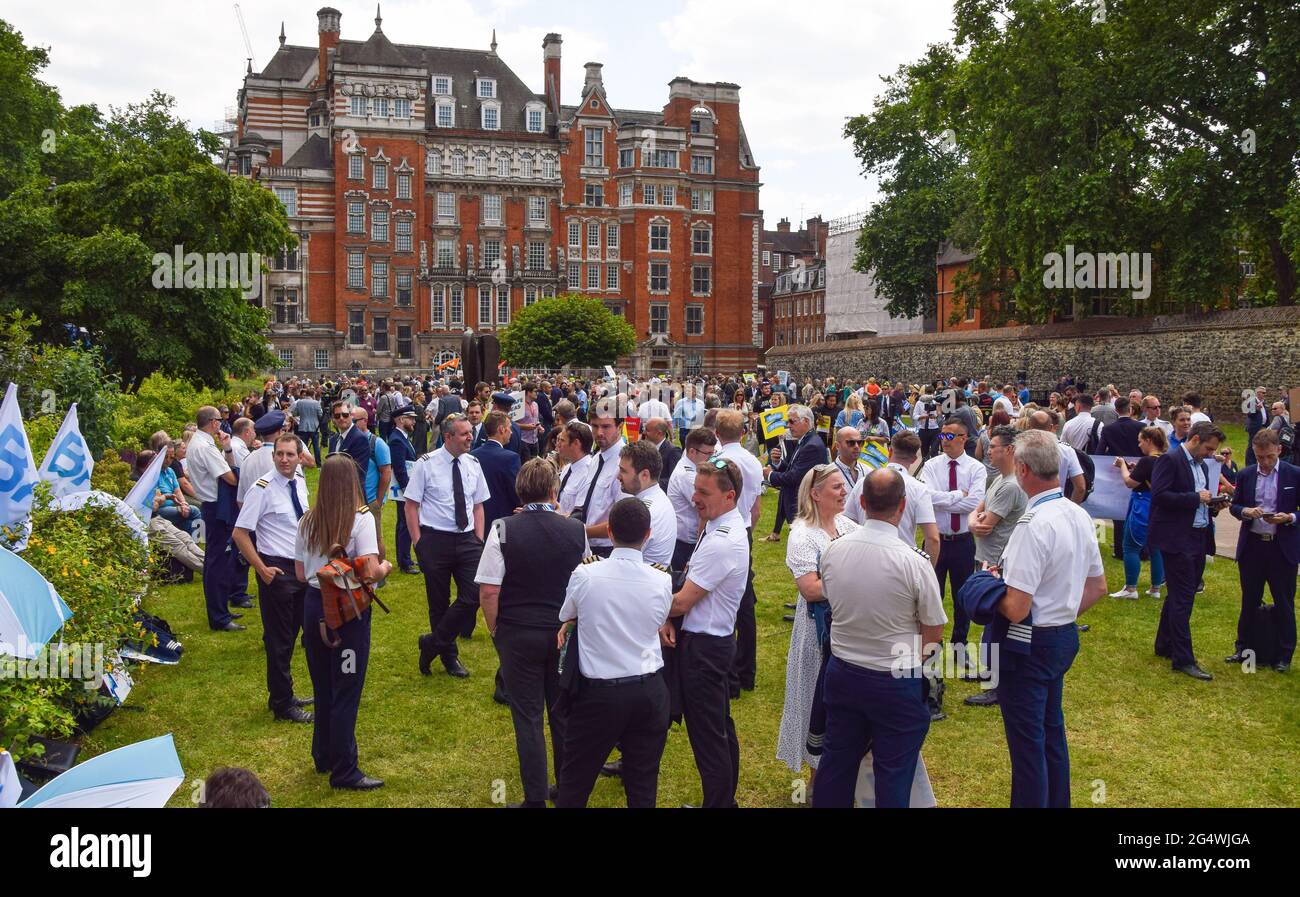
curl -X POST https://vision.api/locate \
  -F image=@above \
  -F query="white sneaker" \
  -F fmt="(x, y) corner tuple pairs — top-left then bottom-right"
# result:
(1109, 587), (1139, 599)
(1146, 585), (1163, 597)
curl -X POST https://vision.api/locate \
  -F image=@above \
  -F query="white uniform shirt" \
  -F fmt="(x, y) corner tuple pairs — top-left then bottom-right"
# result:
(845, 461), (937, 547)
(1001, 488), (1104, 626)
(475, 506), (591, 585)
(236, 441), (306, 503)
(820, 519), (947, 672)
(637, 399), (671, 421)
(833, 457), (869, 490)
(585, 439), (627, 548)
(682, 506), (750, 636)
(667, 455), (700, 544)
(186, 430), (230, 504)
(557, 454), (595, 516)
(230, 436), (253, 470)
(633, 484), (677, 566)
(921, 452), (987, 535)
(404, 447), (490, 532)
(559, 548), (673, 679)
(716, 440), (765, 529)
(1056, 441), (1084, 492)
(1060, 410), (1099, 452)
(295, 509), (379, 589)
(235, 470), (309, 558)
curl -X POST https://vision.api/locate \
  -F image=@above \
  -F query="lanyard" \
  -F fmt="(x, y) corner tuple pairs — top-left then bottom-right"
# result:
(1029, 490), (1064, 510)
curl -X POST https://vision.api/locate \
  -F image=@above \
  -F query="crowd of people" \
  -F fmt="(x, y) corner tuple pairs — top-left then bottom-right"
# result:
(149, 368), (1295, 807)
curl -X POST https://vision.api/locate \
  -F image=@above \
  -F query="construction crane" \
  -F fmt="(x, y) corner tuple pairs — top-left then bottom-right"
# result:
(234, 3), (255, 72)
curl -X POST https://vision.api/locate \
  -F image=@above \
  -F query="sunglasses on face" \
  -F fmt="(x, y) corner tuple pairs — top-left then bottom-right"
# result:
(842, 439), (863, 446)
(939, 432), (961, 441)
(333, 412), (351, 419)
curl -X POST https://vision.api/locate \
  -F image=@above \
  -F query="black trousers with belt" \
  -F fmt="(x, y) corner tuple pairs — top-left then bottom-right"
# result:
(730, 527), (757, 692)
(681, 630), (739, 808)
(1156, 538), (1209, 668)
(935, 532), (976, 645)
(557, 672), (669, 808)
(1235, 532), (1298, 663)
(302, 586), (372, 787)
(415, 528), (483, 660)
(257, 553), (305, 713)
(494, 623), (565, 804)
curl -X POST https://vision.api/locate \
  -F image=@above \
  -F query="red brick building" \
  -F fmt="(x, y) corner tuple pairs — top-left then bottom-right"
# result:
(228, 8), (762, 376)
(757, 216), (823, 349)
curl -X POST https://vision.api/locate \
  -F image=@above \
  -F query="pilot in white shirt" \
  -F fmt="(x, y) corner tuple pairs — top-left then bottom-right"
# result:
(581, 414), (628, 554)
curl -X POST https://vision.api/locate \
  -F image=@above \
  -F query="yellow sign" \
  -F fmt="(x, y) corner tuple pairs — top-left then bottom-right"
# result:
(759, 405), (789, 441)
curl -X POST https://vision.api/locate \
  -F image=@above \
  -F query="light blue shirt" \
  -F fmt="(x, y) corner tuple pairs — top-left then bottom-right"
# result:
(1182, 444), (1208, 528)
(1253, 465), (1279, 535)
(673, 398), (704, 431)
(365, 433), (391, 504)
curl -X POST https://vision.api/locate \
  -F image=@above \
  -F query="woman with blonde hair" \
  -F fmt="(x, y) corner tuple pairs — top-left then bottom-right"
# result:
(295, 454), (391, 790)
(776, 465), (856, 781)
(834, 392), (866, 431)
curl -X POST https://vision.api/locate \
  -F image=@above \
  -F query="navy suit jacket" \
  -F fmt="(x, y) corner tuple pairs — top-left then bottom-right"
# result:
(473, 421), (522, 455)
(1148, 447), (1214, 556)
(472, 440), (521, 530)
(1229, 460), (1300, 565)
(388, 428), (417, 493)
(768, 432), (829, 498)
(329, 425), (372, 485)
(656, 438), (682, 493)
(1096, 416), (1144, 457)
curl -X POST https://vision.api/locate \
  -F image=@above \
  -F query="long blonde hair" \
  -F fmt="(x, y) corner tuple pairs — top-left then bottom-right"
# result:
(299, 454), (365, 555)
(844, 393), (863, 413)
(795, 464), (842, 528)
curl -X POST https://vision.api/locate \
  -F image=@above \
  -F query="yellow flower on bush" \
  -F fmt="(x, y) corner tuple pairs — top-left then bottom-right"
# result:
(47, 546), (56, 555)
(81, 558), (88, 567)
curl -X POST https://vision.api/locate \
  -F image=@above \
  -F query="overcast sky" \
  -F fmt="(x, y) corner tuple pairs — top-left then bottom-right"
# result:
(8, 0), (955, 228)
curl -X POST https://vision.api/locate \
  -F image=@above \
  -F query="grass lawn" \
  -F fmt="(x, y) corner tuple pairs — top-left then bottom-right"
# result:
(86, 423), (1297, 807)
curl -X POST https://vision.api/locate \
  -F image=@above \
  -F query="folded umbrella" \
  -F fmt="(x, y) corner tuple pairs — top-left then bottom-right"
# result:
(0, 542), (73, 659)
(18, 734), (183, 808)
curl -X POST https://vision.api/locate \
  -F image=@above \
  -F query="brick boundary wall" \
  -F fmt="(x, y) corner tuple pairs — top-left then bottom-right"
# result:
(764, 307), (1300, 424)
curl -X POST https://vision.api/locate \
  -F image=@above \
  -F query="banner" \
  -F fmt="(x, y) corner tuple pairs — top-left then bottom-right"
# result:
(759, 405), (789, 441)
(0, 382), (39, 545)
(124, 447), (168, 526)
(1080, 455), (1223, 521)
(860, 440), (890, 470)
(621, 417), (641, 442)
(38, 403), (94, 498)
(816, 414), (832, 434)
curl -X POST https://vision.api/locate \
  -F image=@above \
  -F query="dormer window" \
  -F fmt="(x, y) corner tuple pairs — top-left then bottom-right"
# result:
(432, 75), (451, 95)
(477, 78), (496, 99)
(526, 103), (545, 134)
(435, 100), (455, 128)
(309, 113), (322, 128)
(482, 102), (501, 131)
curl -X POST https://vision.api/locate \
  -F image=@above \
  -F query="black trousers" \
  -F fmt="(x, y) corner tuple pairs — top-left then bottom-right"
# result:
(200, 502), (234, 629)
(1156, 544), (1208, 668)
(681, 630), (740, 808)
(1111, 518), (1126, 560)
(257, 553), (305, 713)
(302, 587), (372, 787)
(672, 537), (696, 571)
(557, 673), (670, 808)
(494, 624), (565, 803)
(772, 488), (793, 535)
(730, 527), (757, 692)
(394, 500), (414, 571)
(415, 528), (483, 659)
(1235, 534), (1298, 663)
(935, 532), (976, 645)
(919, 428), (939, 459)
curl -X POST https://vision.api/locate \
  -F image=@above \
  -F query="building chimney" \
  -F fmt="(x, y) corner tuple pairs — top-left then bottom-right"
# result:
(777, 218), (791, 233)
(543, 33), (562, 116)
(584, 62), (603, 94)
(317, 7), (342, 87)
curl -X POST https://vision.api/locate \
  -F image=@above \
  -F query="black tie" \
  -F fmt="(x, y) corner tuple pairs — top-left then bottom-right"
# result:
(287, 478), (304, 520)
(560, 465), (573, 494)
(452, 456), (468, 530)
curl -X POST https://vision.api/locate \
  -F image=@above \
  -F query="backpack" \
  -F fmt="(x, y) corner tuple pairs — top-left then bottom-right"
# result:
(1085, 418), (1103, 454)
(1245, 603), (1282, 667)
(1280, 422), (1296, 458)
(1066, 446), (1095, 502)
(316, 542), (389, 646)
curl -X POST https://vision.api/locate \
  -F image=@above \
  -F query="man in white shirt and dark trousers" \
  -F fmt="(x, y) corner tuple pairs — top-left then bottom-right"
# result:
(555, 498), (674, 807)
(478, 458), (589, 807)
(921, 420), (987, 687)
(845, 431), (940, 562)
(662, 458), (750, 807)
(578, 412), (627, 558)
(668, 428), (716, 570)
(996, 430), (1107, 807)
(617, 440), (677, 567)
(410, 416), (492, 679)
(555, 421), (595, 515)
(815, 468), (947, 807)
(232, 434), (313, 723)
(713, 409), (764, 697)
(188, 406), (243, 632)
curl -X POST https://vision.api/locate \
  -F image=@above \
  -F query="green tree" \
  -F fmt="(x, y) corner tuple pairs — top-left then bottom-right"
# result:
(0, 19), (293, 389)
(499, 293), (636, 369)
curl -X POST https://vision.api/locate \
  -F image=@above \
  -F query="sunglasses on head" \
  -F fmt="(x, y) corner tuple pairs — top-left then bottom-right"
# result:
(706, 457), (738, 493)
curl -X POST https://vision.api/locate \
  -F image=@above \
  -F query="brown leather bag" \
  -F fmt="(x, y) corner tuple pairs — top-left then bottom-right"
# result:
(315, 546), (388, 646)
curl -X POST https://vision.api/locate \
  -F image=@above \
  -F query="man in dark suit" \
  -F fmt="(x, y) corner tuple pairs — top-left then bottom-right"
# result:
(644, 418), (680, 492)
(1227, 428), (1298, 672)
(1244, 387), (1268, 466)
(474, 393), (523, 454)
(433, 386), (463, 428)
(1149, 421), (1226, 680)
(1096, 395), (1145, 558)
(388, 403), (420, 575)
(326, 399), (371, 483)
(473, 411), (522, 532)
(763, 404), (829, 534)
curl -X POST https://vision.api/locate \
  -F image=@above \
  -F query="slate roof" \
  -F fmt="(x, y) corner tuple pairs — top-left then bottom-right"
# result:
(283, 134), (332, 169)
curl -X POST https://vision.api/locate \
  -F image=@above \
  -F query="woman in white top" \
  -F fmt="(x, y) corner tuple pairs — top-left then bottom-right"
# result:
(295, 454), (390, 791)
(776, 465), (856, 778)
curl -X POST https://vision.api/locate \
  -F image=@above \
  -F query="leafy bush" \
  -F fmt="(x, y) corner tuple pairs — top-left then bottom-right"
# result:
(90, 450), (133, 499)
(111, 372), (266, 452)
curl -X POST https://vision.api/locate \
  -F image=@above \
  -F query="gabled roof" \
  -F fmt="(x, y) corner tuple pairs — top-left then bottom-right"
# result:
(936, 241), (975, 266)
(764, 230), (816, 254)
(402, 44), (550, 133)
(339, 20), (420, 68)
(256, 45), (317, 81)
(283, 134), (332, 169)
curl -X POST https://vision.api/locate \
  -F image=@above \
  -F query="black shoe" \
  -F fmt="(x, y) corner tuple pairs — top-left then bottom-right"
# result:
(418, 634), (436, 676)
(293, 695), (314, 708)
(600, 758), (623, 778)
(1196, 580), (1205, 594)
(442, 656), (469, 678)
(229, 612), (243, 619)
(1224, 651), (1248, 664)
(783, 614), (795, 623)
(493, 687), (510, 705)
(400, 564), (420, 574)
(212, 621), (246, 632)
(1275, 661), (1291, 673)
(784, 603), (796, 610)
(1078, 624), (1090, 633)
(230, 598), (254, 609)
(964, 689), (999, 707)
(1174, 663), (1213, 681)
(332, 776), (384, 791)
(274, 706), (314, 723)
(929, 706), (947, 722)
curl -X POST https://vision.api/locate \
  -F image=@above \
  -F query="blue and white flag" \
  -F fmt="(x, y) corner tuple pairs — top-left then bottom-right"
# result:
(18, 733), (184, 808)
(38, 403), (94, 498)
(123, 449), (167, 526)
(0, 539), (73, 659)
(0, 383), (39, 545)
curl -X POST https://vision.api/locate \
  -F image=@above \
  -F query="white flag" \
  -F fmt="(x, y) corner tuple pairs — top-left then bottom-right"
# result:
(0, 383), (40, 542)
(124, 448), (168, 526)
(38, 403), (95, 498)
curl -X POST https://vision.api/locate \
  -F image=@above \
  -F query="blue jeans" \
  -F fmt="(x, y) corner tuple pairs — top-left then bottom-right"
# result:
(1121, 523), (1164, 588)
(157, 504), (196, 537)
(999, 623), (1079, 808)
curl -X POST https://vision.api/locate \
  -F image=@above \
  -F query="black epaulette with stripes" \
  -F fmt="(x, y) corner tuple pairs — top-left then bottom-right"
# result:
(715, 525), (731, 535)
(253, 477), (269, 489)
(358, 504), (371, 514)
(648, 562), (670, 572)
(911, 545), (931, 562)
(581, 554), (603, 564)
